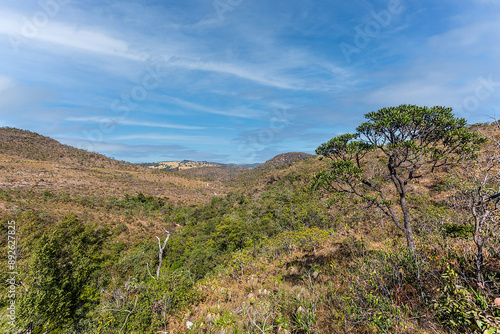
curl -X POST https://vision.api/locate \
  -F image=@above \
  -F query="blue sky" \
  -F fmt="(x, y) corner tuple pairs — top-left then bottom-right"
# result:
(1, 0), (499, 164)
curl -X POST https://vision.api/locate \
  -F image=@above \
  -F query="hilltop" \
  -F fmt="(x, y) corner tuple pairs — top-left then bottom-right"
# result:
(255, 152), (314, 170)
(143, 160), (255, 183)
(0, 127), (137, 170)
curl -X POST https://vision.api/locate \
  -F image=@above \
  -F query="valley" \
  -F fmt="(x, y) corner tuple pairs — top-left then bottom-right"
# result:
(1, 118), (499, 333)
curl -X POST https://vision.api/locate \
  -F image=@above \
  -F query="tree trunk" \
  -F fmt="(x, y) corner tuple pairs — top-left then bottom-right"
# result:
(404, 228), (416, 253)
(472, 209), (485, 284)
(476, 243), (484, 284)
(390, 172), (417, 253)
(156, 231), (170, 278)
(400, 195), (416, 252)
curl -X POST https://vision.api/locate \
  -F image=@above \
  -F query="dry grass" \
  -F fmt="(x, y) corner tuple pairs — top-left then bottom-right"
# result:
(0, 155), (230, 205)
(161, 229), (456, 334)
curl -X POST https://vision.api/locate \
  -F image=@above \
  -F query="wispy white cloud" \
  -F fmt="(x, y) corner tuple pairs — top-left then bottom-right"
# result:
(428, 19), (500, 57)
(1, 1), (497, 164)
(66, 116), (205, 130)
(366, 80), (465, 108)
(0, 10), (145, 60)
(55, 138), (184, 155)
(166, 57), (299, 90)
(0, 6), (351, 94)
(55, 136), (229, 162)
(113, 133), (227, 144)
(158, 94), (263, 118)
(362, 13), (500, 121)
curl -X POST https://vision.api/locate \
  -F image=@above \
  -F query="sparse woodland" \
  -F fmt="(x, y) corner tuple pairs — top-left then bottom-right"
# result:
(1, 106), (500, 333)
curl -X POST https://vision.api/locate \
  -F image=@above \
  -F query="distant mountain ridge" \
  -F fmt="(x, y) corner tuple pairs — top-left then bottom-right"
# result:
(142, 160), (222, 171)
(142, 160), (261, 171)
(142, 153), (314, 183)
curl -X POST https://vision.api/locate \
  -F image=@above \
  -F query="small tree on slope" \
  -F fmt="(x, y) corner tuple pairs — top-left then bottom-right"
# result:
(453, 121), (500, 284)
(313, 105), (485, 252)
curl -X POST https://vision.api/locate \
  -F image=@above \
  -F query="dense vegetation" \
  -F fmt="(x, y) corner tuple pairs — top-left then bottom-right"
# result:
(1, 107), (499, 333)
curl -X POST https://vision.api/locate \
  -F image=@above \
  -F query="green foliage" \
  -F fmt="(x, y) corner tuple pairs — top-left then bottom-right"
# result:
(97, 269), (202, 333)
(1, 118), (496, 334)
(323, 242), (438, 333)
(18, 215), (109, 333)
(356, 105), (486, 175)
(442, 223), (474, 239)
(267, 190), (330, 230)
(271, 228), (331, 256)
(314, 105), (485, 252)
(42, 190), (54, 199)
(162, 183), (330, 279)
(433, 265), (500, 333)
(316, 133), (374, 157)
(225, 248), (254, 278)
(213, 217), (252, 252)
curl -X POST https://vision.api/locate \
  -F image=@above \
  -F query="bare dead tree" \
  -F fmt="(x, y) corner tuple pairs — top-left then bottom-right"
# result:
(147, 227), (170, 279)
(454, 122), (500, 284)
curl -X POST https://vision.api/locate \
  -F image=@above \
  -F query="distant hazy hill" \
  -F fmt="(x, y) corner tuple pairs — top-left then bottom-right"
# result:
(142, 160), (262, 183)
(0, 127), (139, 171)
(223, 152), (318, 189)
(143, 153), (313, 183)
(143, 160), (261, 171)
(143, 160), (224, 171)
(256, 152), (314, 170)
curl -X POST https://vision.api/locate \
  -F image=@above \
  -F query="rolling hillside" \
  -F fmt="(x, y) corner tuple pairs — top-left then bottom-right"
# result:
(0, 127), (228, 205)
(0, 127), (138, 170)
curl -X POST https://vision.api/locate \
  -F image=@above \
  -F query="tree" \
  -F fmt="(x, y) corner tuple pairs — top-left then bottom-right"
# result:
(453, 122), (500, 284)
(147, 227), (170, 279)
(19, 215), (108, 333)
(314, 105), (485, 252)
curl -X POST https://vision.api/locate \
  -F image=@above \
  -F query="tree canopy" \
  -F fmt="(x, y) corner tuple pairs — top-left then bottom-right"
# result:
(314, 105), (486, 251)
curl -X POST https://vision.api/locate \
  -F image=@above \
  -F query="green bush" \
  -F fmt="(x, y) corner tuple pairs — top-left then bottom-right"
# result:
(17, 215), (109, 333)
(433, 265), (500, 333)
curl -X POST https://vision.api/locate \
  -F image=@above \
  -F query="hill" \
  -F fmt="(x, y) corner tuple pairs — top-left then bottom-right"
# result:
(256, 152), (314, 170)
(177, 165), (251, 183)
(0, 127), (228, 206)
(143, 160), (260, 183)
(143, 160), (222, 171)
(173, 152), (315, 185)
(224, 152), (317, 189)
(0, 127), (138, 170)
